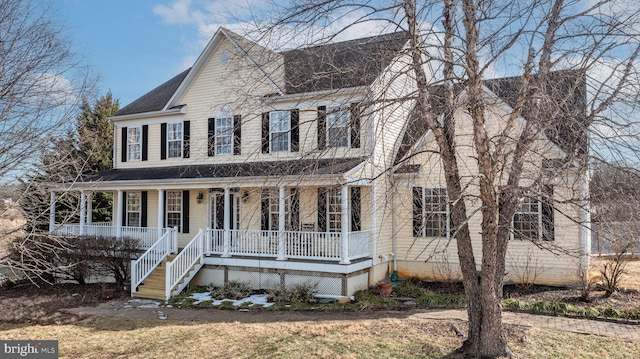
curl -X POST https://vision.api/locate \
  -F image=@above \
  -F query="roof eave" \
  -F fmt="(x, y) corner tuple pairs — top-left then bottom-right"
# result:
(107, 106), (186, 122)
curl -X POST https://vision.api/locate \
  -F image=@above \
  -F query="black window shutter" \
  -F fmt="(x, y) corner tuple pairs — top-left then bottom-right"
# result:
(160, 123), (167, 160)
(350, 103), (361, 148)
(317, 106), (326, 150)
(183, 121), (190, 158)
(121, 127), (127, 163)
(542, 185), (554, 241)
(142, 125), (148, 161)
(208, 118), (215, 157)
(317, 188), (327, 232)
(122, 191), (127, 226)
(234, 115), (242, 155)
(413, 187), (423, 237)
(351, 187), (361, 231)
(290, 109), (299, 152)
(141, 191), (148, 227)
(261, 112), (270, 153)
(182, 190), (190, 233)
(290, 188), (299, 230)
(261, 189), (269, 230)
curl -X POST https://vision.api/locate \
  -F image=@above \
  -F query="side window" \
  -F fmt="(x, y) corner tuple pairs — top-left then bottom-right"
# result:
(412, 187), (449, 237)
(327, 107), (350, 148)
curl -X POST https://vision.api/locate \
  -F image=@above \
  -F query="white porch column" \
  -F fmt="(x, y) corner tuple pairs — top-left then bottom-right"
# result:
(86, 193), (93, 225)
(116, 190), (123, 238)
(49, 192), (56, 233)
(222, 188), (231, 257)
(157, 189), (165, 235)
(79, 191), (86, 235)
(276, 186), (286, 260)
(340, 184), (350, 264)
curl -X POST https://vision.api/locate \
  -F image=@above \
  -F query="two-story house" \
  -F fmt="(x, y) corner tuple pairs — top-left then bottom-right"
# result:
(50, 28), (590, 300)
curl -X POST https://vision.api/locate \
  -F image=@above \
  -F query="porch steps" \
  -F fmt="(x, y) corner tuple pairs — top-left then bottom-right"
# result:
(132, 255), (201, 301)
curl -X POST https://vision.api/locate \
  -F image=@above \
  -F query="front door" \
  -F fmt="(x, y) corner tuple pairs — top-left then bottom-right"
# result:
(210, 192), (240, 230)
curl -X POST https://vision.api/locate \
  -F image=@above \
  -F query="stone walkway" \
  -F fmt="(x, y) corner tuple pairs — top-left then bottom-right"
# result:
(410, 309), (640, 341)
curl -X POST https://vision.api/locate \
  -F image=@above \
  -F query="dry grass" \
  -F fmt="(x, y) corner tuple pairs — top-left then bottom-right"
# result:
(0, 316), (638, 359)
(590, 256), (640, 289)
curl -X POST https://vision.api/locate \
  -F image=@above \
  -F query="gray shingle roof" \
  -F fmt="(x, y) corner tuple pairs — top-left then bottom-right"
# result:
(113, 68), (191, 116)
(281, 31), (408, 94)
(83, 157), (366, 183)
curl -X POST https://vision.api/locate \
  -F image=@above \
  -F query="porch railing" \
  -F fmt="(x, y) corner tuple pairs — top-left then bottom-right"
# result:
(205, 229), (370, 262)
(166, 229), (205, 299)
(130, 227), (177, 295)
(53, 224), (169, 250)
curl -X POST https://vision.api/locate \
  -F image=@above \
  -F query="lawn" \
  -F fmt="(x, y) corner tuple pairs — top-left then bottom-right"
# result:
(1, 314), (638, 359)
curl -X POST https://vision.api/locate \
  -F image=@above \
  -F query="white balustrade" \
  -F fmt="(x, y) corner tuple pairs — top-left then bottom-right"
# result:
(53, 224), (168, 250)
(130, 228), (176, 295)
(166, 229), (204, 299)
(347, 230), (371, 260)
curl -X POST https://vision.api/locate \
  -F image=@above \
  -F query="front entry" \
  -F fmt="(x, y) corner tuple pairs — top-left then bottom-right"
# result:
(210, 192), (240, 230)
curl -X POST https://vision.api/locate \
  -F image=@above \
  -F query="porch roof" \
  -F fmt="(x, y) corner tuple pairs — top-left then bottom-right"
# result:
(81, 157), (367, 183)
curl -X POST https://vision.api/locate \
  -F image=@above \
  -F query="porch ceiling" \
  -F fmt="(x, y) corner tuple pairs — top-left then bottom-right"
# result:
(71, 157), (367, 189)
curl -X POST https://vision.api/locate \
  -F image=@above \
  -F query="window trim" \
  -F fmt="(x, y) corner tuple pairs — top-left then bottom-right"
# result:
(269, 111), (291, 152)
(126, 191), (141, 227)
(167, 122), (183, 158)
(127, 126), (142, 161)
(166, 190), (182, 231)
(414, 187), (450, 238)
(266, 189), (291, 230)
(326, 106), (350, 148)
(215, 117), (233, 155)
(326, 187), (342, 232)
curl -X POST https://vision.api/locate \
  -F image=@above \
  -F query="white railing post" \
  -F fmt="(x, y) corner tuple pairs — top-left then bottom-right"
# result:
(79, 191), (86, 236)
(277, 186), (286, 260)
(166, 258), (172, 300)
(130, 261), (137, 295)
(205, 227), (211, 254)
(340, 185), (350, 264)
(172, 227), (178, 253)
(157, 189), (164, 238)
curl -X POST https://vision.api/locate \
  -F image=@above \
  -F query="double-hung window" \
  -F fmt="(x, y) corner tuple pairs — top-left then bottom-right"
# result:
(327, 107), (350, 148)
(215, 117), (233, 155)
(166, 191), (182, 231)
(167, 123), (183, 158)
(127, 127), (142, 161)
(326, 188), (343, 232)
(126, 192), (141, 227)
(270, 111), (290, 152)
(512, 198), (542, 241)
(265, 189), (291, 230)
(413, 187), (450, 237)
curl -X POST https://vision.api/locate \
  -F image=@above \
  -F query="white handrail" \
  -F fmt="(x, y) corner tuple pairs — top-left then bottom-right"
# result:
(130, 228), (175, 295)
(53, 224), (168, 249)
(166, 229), (204, 299)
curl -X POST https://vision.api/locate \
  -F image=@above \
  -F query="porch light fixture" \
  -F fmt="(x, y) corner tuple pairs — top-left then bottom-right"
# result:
(196, 192), (204, 204)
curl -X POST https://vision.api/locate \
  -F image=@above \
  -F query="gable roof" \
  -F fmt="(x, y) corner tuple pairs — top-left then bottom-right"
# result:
(394, 70), (588, 165)
(112, 30), (409, 118)
(113, 68), (191, 117)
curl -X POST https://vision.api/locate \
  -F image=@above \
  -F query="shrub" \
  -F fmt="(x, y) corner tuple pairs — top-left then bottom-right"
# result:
(267, 281), (318, 303)
(210, 281), (252, 300)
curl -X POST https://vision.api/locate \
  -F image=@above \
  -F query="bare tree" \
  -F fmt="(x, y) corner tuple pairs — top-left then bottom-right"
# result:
(250, 0), (640, 356)
(0, 0), (95, 280)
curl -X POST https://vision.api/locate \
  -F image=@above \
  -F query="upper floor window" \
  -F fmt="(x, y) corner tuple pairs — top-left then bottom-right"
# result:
(127, 127), (142, 161)
(215, 117), (233, 155)
(413, 187), (450, 238)
(167, 123), (183, 158)
(209, 106), (240, 157)
(270, 111), (290, 152)
(327, 107), (350, 148)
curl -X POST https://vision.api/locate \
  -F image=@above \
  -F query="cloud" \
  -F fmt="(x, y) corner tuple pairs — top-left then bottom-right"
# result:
(153, 0), (195, 25)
